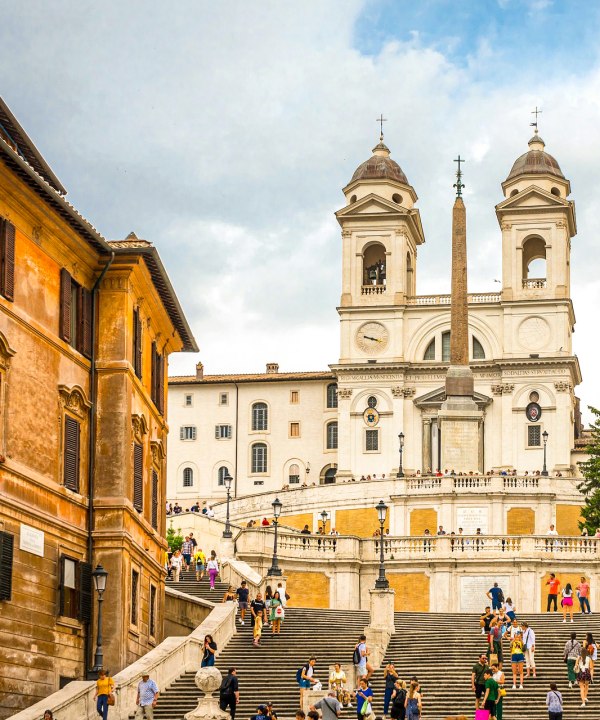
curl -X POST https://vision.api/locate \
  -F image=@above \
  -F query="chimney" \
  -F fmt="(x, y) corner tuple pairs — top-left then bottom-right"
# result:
(196, 361), (204, 380)
(266, 362), (279, 374)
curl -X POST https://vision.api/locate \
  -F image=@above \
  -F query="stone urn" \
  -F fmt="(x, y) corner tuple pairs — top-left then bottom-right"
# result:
(184, 667), (231, 720)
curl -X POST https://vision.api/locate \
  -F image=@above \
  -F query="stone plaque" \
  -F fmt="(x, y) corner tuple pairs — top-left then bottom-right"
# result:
(460, 575), (511, 613)
(456, 507), (488, 534)
(19, 524), (44, 557)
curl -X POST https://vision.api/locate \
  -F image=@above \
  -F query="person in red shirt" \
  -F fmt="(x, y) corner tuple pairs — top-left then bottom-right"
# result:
(261, 517), (270, 527)
(577, 576), (591, 614)
(546, 573), (561, 612)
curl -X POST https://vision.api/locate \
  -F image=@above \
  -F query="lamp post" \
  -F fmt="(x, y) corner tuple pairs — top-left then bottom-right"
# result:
(374, 500), (389, 589)
(267, 497), (283, 576)
(223, 473), (233, 538)
(306, 461), (311, 484)
(397, 432), (405, 478)
(90, 564), (108, 675)
(320, 510), (328, 533)
(541, 430), (549, 476)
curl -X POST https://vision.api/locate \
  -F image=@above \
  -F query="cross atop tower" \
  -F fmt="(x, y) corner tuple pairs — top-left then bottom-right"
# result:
(453, 155), (465, 197)
(531, 106), (542, 133)
(376, 113), (387, 141)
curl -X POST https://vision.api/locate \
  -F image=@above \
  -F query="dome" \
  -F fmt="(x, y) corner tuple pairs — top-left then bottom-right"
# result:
(351, 141), (409, 185)
(506, 133), (564, 182)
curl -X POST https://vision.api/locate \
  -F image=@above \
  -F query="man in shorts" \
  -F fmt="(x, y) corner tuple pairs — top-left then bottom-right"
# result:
(236, 581), (249, 625)
(482, 668), (498, 720)
(471, 654), (490, 710)
(194, 547), (206, 581)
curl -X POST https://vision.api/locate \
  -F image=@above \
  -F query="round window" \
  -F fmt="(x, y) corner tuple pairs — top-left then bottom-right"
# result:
(529, 391), (540, 403)
(367, 396), (378, 408)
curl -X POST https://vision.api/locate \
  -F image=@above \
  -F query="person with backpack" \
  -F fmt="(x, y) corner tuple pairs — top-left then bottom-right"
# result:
(546, 682), (563, 720)
(404, 680), (421, 720)
(219, 668), (239, 720)
(487, 618), (504, 666)
(389, 680), (407, 720)
(297, 657), (318, 709)
(353, 634), (373, 682)
(563, 632), (581, 689)
(486, 582), (504, 612)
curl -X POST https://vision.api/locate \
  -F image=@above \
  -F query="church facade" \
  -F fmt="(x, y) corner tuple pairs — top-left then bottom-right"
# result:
(168, 130), (585, 515)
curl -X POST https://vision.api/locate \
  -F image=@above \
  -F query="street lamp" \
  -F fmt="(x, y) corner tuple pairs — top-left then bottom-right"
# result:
(267, 497), (283, 576)
(541, 430), (549, 476)
(320, 510), (328, 533)
(223, 473), (233, 538)
(90, 564), (108, 675)
(306, 462), (311, 484)
(374, 500), (389, 589)
(397, 432), (405, 478)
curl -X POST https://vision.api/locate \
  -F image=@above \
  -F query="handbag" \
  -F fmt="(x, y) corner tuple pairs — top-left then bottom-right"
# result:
(275, 605), (284, 618)
(489, 653), (498, 665)
(107, 693), (115, 706)
(360, 702), (372, 716)
(475, 710), (490, 720)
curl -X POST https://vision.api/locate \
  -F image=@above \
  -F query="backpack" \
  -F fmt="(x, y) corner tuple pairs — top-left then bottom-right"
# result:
(219, 676), (233, 696)
(353, 645), (362, 664)
(498, 591), (505, 603)
(296, 665), (307, 683)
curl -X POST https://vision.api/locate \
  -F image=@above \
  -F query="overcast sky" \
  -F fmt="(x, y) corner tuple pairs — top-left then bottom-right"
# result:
(2, 0), (599, 419)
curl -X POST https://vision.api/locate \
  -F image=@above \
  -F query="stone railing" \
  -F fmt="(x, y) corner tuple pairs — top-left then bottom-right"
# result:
(522, 278), (547, 289)
(220, 558), (262, 592)
(10, 603), (237, 720)
(408, 292), (501, 305)
(361, 284), (386, 295)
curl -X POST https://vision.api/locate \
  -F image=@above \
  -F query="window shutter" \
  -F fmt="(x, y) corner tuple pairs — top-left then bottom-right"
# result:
(60, 269), (72, 343)
(134, 309), (143, 378)
(80, 287), (93, 359)
(151, 341), (157, 404)
(157, 352), (165, 414)
(151, 469), (158, 530)
(227, 425), (232, 439)
(192, 427), (197, 441)
(77, 561), (92, 622)
(0, 531), (14, 601)
(133, 442), (143, 512)
(58, 554), (66, 615)
(0, 220), (15, 302)
(63, 416), (80, 492)
(215, 425), (220, 439)
(180, 427), (185, 440)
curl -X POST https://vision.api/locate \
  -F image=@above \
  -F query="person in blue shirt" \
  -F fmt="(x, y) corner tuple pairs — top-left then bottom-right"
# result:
(487, 582), (504, 611)
(352, 678), (373, 720)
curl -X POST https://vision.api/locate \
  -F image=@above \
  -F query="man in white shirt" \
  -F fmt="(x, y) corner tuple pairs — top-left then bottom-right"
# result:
(522, 622), (536, 678)
(547, 524), (558, 535)
(206, 506), (215, 518)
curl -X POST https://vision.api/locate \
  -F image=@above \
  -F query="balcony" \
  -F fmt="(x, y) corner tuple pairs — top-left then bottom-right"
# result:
(408, 292), (501, 306)
(522, 278), (547, 289)
(361, 285), (386, 295)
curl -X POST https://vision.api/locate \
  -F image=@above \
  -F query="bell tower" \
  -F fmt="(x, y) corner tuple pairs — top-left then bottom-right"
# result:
(335, 136), (425, 364)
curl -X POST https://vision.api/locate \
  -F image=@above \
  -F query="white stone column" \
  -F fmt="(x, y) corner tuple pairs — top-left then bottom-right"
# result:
(363, 588), (396, 670)
(336, 389), (353, 480)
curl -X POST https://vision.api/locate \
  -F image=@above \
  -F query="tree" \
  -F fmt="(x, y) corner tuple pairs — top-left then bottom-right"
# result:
(577, 406), (600, 533)
(166, 523), (184, 552)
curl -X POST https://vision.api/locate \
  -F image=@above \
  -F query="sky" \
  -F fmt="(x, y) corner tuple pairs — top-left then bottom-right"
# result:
(1, 0), (599, 418)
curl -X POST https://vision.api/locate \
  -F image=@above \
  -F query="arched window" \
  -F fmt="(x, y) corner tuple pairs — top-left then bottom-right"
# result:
(424, 338), (436, 360)
(252, 402), (268, 431)
(289, 463), (300, 484)
(324, 467), (337, 484)
(522, 236), (547, 282)
(217, 466), (229, 486)
(473, 336), (485, 360)
(251, 443), (268, 473)
(327, 383), (338, 409)
(326, 421), (338, 450)
(442, 331), (451, 362)
(183, 468), (194, 487)
(362, 242), (386, 286)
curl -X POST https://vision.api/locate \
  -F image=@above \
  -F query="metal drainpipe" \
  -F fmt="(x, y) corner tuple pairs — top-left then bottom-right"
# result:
(233, 382), (239, 497)
(85, 251), (115, 674)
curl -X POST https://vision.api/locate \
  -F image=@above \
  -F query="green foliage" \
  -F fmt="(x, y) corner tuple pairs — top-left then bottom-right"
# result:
(577, 406), (600, 533)
(166, 524), (184, 552)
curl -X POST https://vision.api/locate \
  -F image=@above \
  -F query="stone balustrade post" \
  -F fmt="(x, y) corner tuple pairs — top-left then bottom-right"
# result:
(363, 587), (395, 671)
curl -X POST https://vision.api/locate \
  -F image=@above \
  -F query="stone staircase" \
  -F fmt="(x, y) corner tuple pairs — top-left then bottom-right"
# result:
(151, 603), (600, 720)
(166, 569), (231, 602)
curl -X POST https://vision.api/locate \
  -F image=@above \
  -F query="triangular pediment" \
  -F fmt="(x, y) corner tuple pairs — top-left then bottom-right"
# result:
(496, 185), (569, 211)
(414, 386), (492, 409)
(335, 193), (409, 218)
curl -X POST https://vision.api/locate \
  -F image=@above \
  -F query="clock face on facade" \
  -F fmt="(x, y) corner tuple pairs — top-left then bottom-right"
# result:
(355, 322), (389, 355)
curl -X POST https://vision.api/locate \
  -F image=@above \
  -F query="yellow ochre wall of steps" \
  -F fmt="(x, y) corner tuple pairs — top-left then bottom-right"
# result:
(507, 507), (536, 535)
(280, 513), (314, 531)
(335, 508), (390, 537)
(284, 571), (330, 608)
(556, 504), (584, 535)
(388, 573), (430, 611)
(410, 508), (438, 535)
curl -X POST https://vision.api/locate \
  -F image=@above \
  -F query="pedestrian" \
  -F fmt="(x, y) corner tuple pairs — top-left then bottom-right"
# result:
(471, 654), (490, 710)
(504, 597), (516, 622)
(563, 632), (581, 689)
(576, 646), (592, 707)
(219, 668), (239, 720)
(250, 592), (267, 646)
(181, 536), (193, 571)
(577, 576), (591, 614)
(488, 619), (503, 666)
(561, 583), (574, 623)
(482, 669), (499, 720)
(510, 634), (525, 690)
(207, 551), (219, 590)
(265, 701), (278, 720)
(403, 680), (421, 720)
(264, 585), (273, 628)
(135, 672), (159, 719)
(353, 678), (374, 720)
(389, 680), (406, 720)
(222, 585), (236, 603)
(353, 634), (373, 681)
(310, 691), (342, 720)
(491, 663), (505, 720)
(194, 547), (206, 581)
(251, 705), (269, 720)
(329, 663), (352, 707)
(277, 582), (290, 606)
(480, 606), (494, 636)
(94, 668), (115, 720)
(170, 549), (183, 582)
(164, 547), (172, 579)
(269, 590), (284, 634)
(486, 582), (504, 612)
(298, 657), (318, 708)
(236, 581), (249, 625)
(546, 682), (563, 720)
(522, 621), (537, 678)
(584, 632), (597, 682)
(43, 711), (54, 720)
(201, 634), (217, 667)
(383, 662), (399, 719)
(546, 573), (561, 612)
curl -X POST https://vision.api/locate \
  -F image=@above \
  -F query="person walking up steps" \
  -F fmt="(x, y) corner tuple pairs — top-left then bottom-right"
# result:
(522, 621), (537, 678)
(576, 646), (592, 707)
(207, 551), (219, 590)
(546, 682), (563, 720)
(564, 632), (581, 689)
(482, 668), (499, 720)
(310, 691), (342, 720)
(353, 634), (373, 682)
(236, 581), (249, 625)
(194, 547), (206, 581)
(561, 583), (574, 623)
(584, 632), (597, 683)
(404, 680), (421, 720)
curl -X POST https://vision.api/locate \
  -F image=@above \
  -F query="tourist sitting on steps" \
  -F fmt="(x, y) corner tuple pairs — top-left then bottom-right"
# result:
(329, 662), (352, 707)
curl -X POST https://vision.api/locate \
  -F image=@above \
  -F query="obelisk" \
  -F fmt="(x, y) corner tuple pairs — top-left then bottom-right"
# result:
(439, 157), (482, 472)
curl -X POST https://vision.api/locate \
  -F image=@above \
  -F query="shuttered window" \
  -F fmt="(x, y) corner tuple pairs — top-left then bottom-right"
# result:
(60, 269), (72, 344)
(0, 219), (15, 302)
(0, 531), (14, 601)
(133, 307), (142, 379)
(133, 443), (143, 512)
(180, 426), (197, 441)
(151, 342), (165, 414)
(58, 556), (92, 621)
(151, 469), (159, 530)
(63, 416), (81, 492)
(149, 584), (157, 637)
(215, 424), (232, 439)
(131, 569), (139, 626)
(59, 269), (92, 358)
